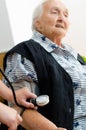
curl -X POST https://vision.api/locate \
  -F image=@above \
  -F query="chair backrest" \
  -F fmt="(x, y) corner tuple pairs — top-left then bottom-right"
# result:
(0, 52), (6, 79)
(0, 52), (6, 102)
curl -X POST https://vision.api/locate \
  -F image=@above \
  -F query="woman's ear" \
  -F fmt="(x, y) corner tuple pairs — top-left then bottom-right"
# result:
(34, 18), (41, 30)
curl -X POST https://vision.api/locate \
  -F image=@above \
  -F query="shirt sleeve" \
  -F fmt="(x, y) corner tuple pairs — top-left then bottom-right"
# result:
(4, 53), (38, 84)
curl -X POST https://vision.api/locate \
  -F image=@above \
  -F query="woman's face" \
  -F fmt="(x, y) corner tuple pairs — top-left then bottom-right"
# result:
(35, 0), (70, 42)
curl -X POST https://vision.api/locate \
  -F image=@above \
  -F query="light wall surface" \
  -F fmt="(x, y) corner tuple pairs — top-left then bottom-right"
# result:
(1, 0), (86, 56)
(0, 0), (14, 52)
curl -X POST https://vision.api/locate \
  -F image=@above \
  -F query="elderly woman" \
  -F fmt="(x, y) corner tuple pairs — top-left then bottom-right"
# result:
(3, 0), (86, 130)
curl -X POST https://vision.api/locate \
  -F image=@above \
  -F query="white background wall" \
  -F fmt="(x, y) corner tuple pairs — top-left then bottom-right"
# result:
(1, 0), (86, 56)
(0, 0), (14, 52)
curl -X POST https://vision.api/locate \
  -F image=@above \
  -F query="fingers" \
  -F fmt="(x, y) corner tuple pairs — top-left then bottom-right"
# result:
(21, 100), (38, 109)
(24, 87), (37, 99)
(21, 100), (35, 108)
(28, 92), (37, 98)
(8, 114), (22, 130)
(8, 125), (17, 130)
(17, 114), (22, 122)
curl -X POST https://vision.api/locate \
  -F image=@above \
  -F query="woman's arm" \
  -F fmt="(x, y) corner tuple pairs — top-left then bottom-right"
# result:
(20, 108), (67, 130)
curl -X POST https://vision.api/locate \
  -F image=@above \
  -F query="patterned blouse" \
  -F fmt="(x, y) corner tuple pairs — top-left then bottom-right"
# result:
(4, 30), (86, 130)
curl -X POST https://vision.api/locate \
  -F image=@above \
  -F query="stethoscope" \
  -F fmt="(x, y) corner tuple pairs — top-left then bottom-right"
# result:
(0, 68), (49, 108)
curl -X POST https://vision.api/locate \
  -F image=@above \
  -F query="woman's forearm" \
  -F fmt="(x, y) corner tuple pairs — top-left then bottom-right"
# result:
(21, 108), (66, 130)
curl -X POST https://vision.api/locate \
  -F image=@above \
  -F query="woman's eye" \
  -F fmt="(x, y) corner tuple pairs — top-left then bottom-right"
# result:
(51, 11), (57, 14)
(64, 13), (69, 17)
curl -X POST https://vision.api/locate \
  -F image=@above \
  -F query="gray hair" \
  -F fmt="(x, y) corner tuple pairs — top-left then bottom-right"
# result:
(31, 0), (48, 31)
